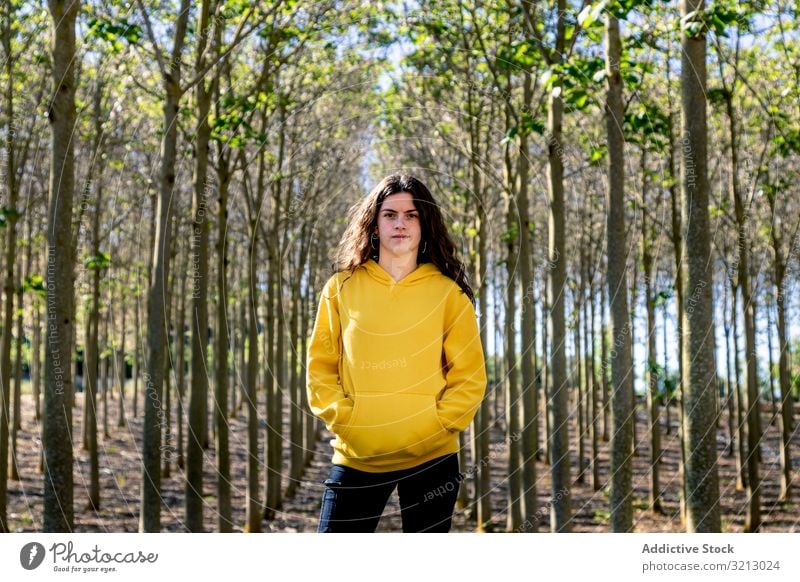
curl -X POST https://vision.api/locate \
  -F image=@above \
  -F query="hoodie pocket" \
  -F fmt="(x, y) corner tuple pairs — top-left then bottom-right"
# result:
(340, 392), (449, 462)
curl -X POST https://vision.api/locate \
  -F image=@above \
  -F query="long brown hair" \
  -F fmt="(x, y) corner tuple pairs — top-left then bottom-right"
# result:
(332, 174), (475, 303)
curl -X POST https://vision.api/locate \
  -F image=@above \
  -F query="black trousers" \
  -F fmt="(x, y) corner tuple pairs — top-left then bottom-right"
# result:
(317, 453), (461, 533)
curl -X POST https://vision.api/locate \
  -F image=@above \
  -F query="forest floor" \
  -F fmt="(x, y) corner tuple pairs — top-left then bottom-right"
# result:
(6, 385), (800, 532)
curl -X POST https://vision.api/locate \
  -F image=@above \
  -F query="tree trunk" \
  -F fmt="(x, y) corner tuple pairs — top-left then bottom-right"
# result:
(601, 291), (609, 443)
(641, 149), (662, 514)
(101, 304), (110, 439)
(287, 222), (310, 498)
(176, 244), (188, 472)
(725, 89), (761, 532)
(516, 59), (538, 531)
(490, 276), (500, 429)
(161, 247), (176, 480)
(629, 246), (639, 458)
(469, 105), (491, 531)
(214, 115), (232, 531)
(766, 299), (777, 422)
(237, 292), (246, 418)
(666, 42), (689, 527)
(574, 290), (585, 486)
(242, 133), (266, 532)
(539, 11), (573, 526)
(139, 76), (175, 533)
(35, 286), (44, 475)
(43, 0), (80, 533)
(117, 290), (126, 428)
(10, 216), (32, 482)
(133, 287), (140, 419)
(587, 279), (600, 491)
(541, 277), (550, 463)
(70, 358), (77, 412)
(301, 255), (314, 463)
(664, 300), (673, 437)
(184, 0), (215, 533)
(766, 192), (793, 500)
(33, 300), (42, 422)
(140, 0), (189, 526)
(679, 0), (721, 532)
(83, 79), (106, 510)
(503, 171), (521, 531)
(85, 293), (99, 510)
(265, 107), (287, 520)
(723, 284), (735, 456)
(287, 270), (302, 498)
(245, 221), (261, 533)
(732, 282), (747, 490)
(0, 0), (21, 529)
(286, 255), (302, 498)
(605, 13), (634, 532)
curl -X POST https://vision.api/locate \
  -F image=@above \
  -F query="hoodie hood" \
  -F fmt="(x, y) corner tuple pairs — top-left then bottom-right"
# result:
(362, 258), (440, 286)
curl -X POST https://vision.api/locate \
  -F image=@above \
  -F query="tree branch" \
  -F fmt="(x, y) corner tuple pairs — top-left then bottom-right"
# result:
(134, 0), (168, 80)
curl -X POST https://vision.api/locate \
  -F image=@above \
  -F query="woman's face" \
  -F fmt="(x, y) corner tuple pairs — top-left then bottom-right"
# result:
(375, 192), (421, 261)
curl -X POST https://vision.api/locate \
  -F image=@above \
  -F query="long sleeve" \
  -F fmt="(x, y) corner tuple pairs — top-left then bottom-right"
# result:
(437, 286), (487, 433)
(306, 276), (354, 432)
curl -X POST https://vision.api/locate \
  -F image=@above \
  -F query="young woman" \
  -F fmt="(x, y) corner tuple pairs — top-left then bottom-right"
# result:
(306, 173), (487, 533)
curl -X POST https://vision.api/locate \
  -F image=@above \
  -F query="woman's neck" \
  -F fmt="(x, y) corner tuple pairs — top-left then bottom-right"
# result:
(377, 254), (418, 282)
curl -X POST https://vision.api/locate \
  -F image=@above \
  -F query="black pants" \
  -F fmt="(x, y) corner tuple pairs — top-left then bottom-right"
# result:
(317, 453), (461, 532)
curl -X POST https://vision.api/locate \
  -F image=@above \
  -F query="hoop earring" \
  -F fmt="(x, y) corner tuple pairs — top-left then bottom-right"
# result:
(421, 240), (427, 254)
(370, 233), (378, 250)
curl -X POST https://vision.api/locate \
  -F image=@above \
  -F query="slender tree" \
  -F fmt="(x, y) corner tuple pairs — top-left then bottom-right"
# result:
(0, 0), (22, 531)
(604, 9), (634, 532)
(185, 0), (215, 534)
(679, 0), (721, 532)
(523, 0), (573, 532)
(213, 29), (233, 531)
(135, 0), (191, 532)
(765, 181), (796, 501)
(43, 0), (80, 533)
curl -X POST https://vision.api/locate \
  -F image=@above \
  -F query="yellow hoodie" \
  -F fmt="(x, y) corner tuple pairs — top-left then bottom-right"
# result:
(306, 258), (487, 472)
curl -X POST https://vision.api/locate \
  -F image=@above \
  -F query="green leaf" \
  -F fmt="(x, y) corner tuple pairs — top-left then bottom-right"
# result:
(709, 203), (725, 219)
(589, 144), (607, 165)
(510, 41), (537, 68)
(84, 251), (112, 271)
(521, 113), (545, 136)
(501, 125), (518, 145)
(707, 87), (729, 106)
(654, 287), (674, 306)
(86, 16), (143, 53)
(23, 274), (46, 297)
(569, 89), (590, 109)
(501, 225), (519, 244)
(577, 0), (609, 29)
(1, 206), (22, 222)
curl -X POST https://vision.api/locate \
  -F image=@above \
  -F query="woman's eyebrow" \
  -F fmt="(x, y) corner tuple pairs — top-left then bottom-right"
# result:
(381, 208), (418, 213)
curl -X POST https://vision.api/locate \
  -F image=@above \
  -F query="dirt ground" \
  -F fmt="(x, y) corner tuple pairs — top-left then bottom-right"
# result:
(5, 386), (799, 532)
